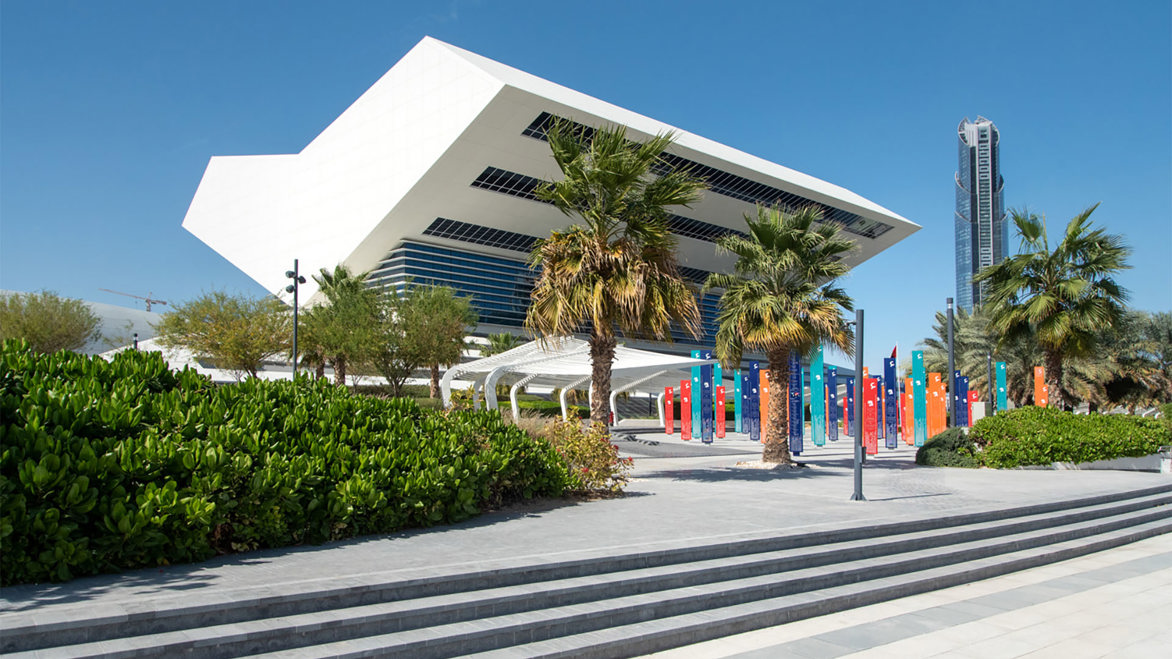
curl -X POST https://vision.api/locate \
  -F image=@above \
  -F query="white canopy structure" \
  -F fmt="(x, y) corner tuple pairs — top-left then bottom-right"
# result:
(440, 338), (718, 423)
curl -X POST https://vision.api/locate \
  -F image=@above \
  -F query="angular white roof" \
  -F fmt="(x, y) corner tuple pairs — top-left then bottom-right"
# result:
(183, 37), (920, 306)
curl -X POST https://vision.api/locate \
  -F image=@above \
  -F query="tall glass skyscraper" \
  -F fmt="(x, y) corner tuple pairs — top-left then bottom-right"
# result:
(954, 116), (1007, 312)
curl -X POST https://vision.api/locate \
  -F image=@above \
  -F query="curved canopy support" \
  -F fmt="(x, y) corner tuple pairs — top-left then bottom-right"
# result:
(561, 375), (590, 421)
(509, 373), (540, 421)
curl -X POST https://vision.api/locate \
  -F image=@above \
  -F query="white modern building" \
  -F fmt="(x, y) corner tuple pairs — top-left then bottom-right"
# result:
(183, 36), (919, 350)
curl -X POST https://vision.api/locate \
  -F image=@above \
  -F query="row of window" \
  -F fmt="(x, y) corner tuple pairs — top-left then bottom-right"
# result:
(521, 112), (894, 240)
(366, 241), (721, 343)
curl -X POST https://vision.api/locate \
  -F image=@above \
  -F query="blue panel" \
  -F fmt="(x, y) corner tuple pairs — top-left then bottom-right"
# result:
(788, 351), (803, 455)
(700, 351), (714, 443)
(883, 358), (898, 448)
(748, 361), (761, 442)
(827, 367), (838, 442)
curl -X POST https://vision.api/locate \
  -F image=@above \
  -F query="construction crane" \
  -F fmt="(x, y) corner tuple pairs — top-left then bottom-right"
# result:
(99, 289), (168, 312)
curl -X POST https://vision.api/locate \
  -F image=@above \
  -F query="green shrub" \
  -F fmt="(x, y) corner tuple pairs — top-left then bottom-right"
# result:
(0, 340), (569, 585)
(970, 407), (1170, 469)
(516, 399), (588, 418)
(915, 427), (981, 468)
(540, 420), (632, 493)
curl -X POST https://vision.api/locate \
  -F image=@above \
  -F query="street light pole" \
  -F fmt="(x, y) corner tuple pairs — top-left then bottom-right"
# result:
(851, 308), (866, 502)
(285, 259), (306, 377)
(947, 297), (955, 427)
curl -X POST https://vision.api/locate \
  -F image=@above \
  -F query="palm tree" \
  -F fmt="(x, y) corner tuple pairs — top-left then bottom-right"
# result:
(974, 205), (1131, 409)
(525, 120), (706, 428)
(482, 332), (524, 357)
(303, 265), (380, 386)
(702, 205), (855, 464)
(919, 307), (1110, 408)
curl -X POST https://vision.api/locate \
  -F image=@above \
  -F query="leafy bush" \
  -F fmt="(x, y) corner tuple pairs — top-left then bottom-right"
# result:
(915, 427), (981, 468)
(970, 407), (1171, 469)
(540, 420), (632, 493)
(0, 341), (569, 585)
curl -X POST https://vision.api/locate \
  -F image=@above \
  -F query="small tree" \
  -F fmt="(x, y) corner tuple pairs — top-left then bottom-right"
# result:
(0, 291), (101, 353)
(155, 291), (289, 379)
(401, 285), (477, 398)
(301, 266), (383, 386)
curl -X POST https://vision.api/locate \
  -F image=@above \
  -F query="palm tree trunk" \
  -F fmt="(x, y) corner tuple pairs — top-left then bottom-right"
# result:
(762, 348), (792, 464)
(589, 328), (616, 430)
(1044, 348), (1064, 410)
(429, 363), (440, 398)
(334, 355), (347, 387)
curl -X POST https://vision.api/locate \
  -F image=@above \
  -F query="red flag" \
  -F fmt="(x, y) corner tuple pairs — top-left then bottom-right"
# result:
(891, 346), (898, 359)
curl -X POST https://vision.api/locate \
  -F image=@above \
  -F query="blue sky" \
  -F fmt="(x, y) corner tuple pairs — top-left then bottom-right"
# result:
(2, 0), (1169, 374)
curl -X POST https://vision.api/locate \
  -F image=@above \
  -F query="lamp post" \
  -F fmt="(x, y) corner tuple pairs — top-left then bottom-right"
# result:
(850, 308), (865, 502)
(285, 259), (307, 376)
(133, 333), (138, 351)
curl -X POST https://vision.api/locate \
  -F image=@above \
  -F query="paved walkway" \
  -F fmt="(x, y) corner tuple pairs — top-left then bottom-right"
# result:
(2, 422), (1169, 657)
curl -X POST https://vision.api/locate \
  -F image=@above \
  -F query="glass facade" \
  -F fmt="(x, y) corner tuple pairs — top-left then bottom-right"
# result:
(522, 112), (894, 240)
(955, 117), (1007, 312)
(365, 239), (721, 346)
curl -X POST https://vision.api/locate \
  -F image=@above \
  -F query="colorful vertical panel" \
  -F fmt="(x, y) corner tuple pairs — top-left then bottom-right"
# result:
(903, 378), (914, 444)
(761, 370), (772, 437)
(996, 362), (1007, 413)
(700, 350), (714, 444)
(845, 376), (855, 437)
(680, 379), (692, 440)
(863, 377), (879, 454)
(1034, 366), (1047, 407)
(912, 351), (927, 447)
(715, 385), (726, 438)
(827, 367), (839, 442)
(690, 351), (702, 432)
(664, 387), (674, 435)
(748, 361), (761, 442)
(956, 376), (970, 427)
(734, 369), (743, 433)
(967, 389), (980, 426)
(788, 351), (803, 455)
(810, 346), (825, 447)
(883, 358), (898, 448)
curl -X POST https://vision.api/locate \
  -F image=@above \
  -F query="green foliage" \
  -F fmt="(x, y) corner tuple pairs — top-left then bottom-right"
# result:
(701, 205), (855, 463)
(481, 332), (524, 357)
(915, 428), (981, 468)
(974, 205), (1131, 409)
(0, 291), (101, 353)
(155, 291), (289, 379)
(301, 266), (382, 386)
(539, 420), (632, 493)
(970, 407), (1170, 469)
(0, 341), (569, 585)
(516, 399), (588, 418)
(526, 120), (705, 427)
(398, 285), (477, 397)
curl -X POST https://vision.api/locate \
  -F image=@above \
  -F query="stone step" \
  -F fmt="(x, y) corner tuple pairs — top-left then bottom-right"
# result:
(236, 509), (1172, 659)
(457, 518), (1172, 659)
(6, 482), (1170, 656)
(15, 497), (1170, 659)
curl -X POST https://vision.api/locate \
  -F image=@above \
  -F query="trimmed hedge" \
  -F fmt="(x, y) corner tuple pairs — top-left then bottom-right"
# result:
(0, 341), (569, 585)
(970, 407), (1170, 469)
(915, 428), (981, 468)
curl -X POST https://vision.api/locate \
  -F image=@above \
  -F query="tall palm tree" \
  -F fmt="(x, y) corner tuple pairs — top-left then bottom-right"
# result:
(703, 205), (855, 464)
(525, 120), (706, 428)
(974, 205), (1131, 409)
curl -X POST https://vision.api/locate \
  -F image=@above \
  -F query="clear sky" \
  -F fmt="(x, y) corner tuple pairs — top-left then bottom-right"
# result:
(2, 0), (1169, 374)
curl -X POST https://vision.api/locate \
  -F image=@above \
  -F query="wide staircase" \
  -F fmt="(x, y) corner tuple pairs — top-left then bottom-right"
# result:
(4, 484), (1171, 658)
